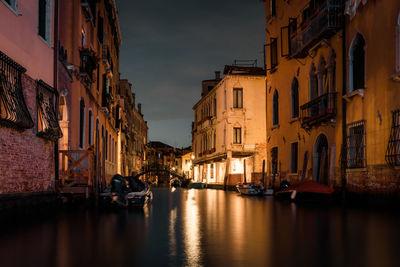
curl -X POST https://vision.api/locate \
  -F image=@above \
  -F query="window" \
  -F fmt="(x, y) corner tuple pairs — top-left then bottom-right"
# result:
(397, 14), (400, 72)
(273, 90), (279, 125)
(310, 64), (318, 99)
(233, 127), (242, 144)
(38, 0), (51, 42)
(79, 99), (85, 148)
(385, 110), (400, 166)
(213, 96), (216, 116)
(270, 0), (276, 17)
(0, 51), (33, 129)
(349, 33), (366, 92)
(81, 28), (86, 47)
(290, 142), (298, 173)
(36, 80), (62, 141)
(97, 15), (104, 43)
(233, 88), (243, 108)
(105, 130), (108, 160)
(271, 38), (278, 69)
(271, 147), (278, 174)
(291, 78), (299, 118)
(88, 110), (93, 145)
(347, 120), (366, 168)
(3, 0), (17, 10)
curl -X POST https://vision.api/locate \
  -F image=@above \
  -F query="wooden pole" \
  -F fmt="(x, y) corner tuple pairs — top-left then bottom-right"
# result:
(243, 159), (247, 184)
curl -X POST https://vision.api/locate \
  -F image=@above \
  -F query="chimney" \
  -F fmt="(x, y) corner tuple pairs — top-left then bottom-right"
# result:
(215, 71), (221, 80)
(138, 103), (142, 114)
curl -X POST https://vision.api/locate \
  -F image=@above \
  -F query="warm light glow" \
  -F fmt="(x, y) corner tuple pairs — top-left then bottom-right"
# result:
(184, 189), (201, 266)
(231, 158), (244, 174)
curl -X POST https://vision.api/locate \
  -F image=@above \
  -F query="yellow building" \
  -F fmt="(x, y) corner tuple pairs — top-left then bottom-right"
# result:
(263, 0), (344, 187)
(192, 65), (267, 186)
(343, 0), (400, 194)
(263, 0), (400, 195)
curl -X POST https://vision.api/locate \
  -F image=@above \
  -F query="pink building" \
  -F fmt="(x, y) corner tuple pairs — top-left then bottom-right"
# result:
(0, 0), (61, 199)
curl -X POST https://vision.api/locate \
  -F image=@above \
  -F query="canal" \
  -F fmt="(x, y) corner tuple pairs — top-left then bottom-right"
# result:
(0, 188), (399, 267)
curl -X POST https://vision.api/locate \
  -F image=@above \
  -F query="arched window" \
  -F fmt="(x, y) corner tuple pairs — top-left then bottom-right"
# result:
(79, 98), (85, 148)
(349, 33), (366, 92)
(88, 110), (93, 146)
(291, 78), (299, 118)
(318, 57), (327, 95)
(327, 49), (336, 93)
(105, 130), (108, 160)
(273, 90), (279, 125)
(310, 63), (318, 100)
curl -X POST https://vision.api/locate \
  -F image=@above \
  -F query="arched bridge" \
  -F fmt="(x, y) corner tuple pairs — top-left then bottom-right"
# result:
(135, 163), (190, 185)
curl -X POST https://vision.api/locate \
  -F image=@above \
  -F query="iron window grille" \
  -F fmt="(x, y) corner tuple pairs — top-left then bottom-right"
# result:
(346, 120), (366, 168)
(0, 50), (33, 129)
(385, 110), (400, 166)
(36, 80), (62, 141)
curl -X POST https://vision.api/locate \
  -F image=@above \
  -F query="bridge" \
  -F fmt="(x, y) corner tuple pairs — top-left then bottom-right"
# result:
(136, 163), (191, 186)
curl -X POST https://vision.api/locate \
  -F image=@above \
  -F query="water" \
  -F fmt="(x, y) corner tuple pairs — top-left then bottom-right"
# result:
(0, 188), (399, 267)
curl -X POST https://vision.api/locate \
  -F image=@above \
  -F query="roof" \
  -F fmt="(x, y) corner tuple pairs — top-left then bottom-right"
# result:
(223, 65), (265, 76)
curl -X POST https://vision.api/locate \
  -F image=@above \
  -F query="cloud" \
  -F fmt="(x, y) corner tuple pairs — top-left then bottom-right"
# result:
(116, 0), (265, 147)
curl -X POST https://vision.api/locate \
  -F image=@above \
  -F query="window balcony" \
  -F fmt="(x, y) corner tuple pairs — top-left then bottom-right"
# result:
(290, 0), (342, 58)
(79, 48), (97, 83)
(300, 92), (337, 128)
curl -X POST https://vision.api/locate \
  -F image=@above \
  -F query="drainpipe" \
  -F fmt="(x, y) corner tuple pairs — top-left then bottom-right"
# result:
(54, 0), (59, 188)
(341, 0), (347, 200)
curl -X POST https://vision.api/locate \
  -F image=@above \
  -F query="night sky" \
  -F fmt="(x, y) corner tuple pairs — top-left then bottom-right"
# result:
(116, 0), (265, 148)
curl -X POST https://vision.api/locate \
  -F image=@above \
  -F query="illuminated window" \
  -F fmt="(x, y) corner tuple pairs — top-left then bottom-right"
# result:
(349, 33), (366, 92)
(233, 127), (242, 144)
(233, 88), (243, 108)
(273, 90), (279, 125)
(291, 78), (299, 118)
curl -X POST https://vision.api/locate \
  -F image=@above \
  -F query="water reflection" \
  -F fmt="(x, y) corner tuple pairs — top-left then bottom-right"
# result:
(0, 189), (399, 267)
(183, 189), (201, 266)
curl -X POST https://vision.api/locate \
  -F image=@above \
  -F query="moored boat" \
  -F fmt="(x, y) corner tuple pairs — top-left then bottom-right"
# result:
(275, 180), (334, 202)
(100, 174), (153, 208)
(236, 183), (262, 196)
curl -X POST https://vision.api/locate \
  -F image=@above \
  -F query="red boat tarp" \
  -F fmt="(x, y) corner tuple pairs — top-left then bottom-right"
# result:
(285, 180), (334, 194)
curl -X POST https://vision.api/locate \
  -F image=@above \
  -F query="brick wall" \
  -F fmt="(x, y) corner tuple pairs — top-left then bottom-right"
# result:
(0, 74), (55, 194)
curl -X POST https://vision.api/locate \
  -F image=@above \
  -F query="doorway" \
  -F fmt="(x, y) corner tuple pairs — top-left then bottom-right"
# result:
(313, 134), (329, 185)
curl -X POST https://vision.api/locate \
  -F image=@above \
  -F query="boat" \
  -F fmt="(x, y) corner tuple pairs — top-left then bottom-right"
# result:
(236, 182), (262, 196)
(100, 174), (153, 208)
(275, 180), (334, 202)
(189, 182), (206, 189)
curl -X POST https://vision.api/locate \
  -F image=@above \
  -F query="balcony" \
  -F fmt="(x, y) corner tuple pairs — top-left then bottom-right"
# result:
(290, 0), (342, 58)
(300, 92), (337, 128)
(79, 48), (97, 83)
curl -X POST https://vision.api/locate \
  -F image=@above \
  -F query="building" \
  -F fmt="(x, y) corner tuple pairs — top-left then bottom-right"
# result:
(262, 0), (344, 188)
(0, 0), (61, 196)
(181, 149), (194, 179)
(342, 0), (400, 194)
(57, 0), (121, 186)
(118, 79), (148, 176)
(192, 65), (267, 186)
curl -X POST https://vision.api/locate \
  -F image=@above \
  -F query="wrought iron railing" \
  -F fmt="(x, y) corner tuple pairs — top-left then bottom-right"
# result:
(0, 50), (34, 129)
(79, 48), (97, 82)
(386, 110), (400, 166)
(290, 0), (342, 58)
(346, 120), (366, 169)
(300, 92), (336, 128)
(36, 80), (62, 141)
